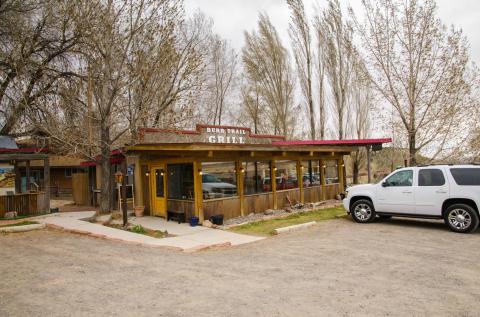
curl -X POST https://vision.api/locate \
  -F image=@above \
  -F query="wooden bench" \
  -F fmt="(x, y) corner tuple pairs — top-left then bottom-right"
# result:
(167, 210), (185, 224)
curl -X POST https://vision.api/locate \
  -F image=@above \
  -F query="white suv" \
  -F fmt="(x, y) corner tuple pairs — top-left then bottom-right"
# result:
(343, 165), (480, 233)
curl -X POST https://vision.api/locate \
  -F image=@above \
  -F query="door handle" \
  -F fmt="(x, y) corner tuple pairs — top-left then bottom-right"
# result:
(435, 190), (447, 194)
(402, 191), (413, 194)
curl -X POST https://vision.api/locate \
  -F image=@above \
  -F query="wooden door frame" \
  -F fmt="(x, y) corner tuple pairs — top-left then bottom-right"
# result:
(149, 163), (167, 217)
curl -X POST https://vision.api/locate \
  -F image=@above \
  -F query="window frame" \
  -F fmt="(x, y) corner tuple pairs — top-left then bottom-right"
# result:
(418, 168), (446, 187)
(450, 168), (480, 186)
(384, 169), (414, 187)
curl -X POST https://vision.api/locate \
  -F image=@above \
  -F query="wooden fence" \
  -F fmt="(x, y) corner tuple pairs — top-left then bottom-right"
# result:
(0, 192), (49, 218)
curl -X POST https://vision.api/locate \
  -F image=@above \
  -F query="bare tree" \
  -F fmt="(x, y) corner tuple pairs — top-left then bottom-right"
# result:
(32, 0), (184, 214)
(240, 80), (264, 134)
(288, 0), (315, 139)
(242, 13), (297, 137)
(313, 14), (327, 140)
(348, 59), (374, 183)
(205, 34), (237, 125)
(0, 0), (81, 135)
(355, 0), (477, 165)
(315, 0), (355, 140)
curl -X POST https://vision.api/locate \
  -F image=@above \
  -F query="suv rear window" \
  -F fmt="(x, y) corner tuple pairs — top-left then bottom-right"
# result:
(418, 169), (445, 186)
(450, 168), (480, 186)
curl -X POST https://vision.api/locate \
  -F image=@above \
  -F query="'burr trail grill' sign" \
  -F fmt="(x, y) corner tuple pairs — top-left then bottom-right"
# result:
(205, 127), (246, 144)
(140, 125), (285, 145)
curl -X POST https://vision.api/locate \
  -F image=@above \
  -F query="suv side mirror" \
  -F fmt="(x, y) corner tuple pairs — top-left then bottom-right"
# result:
(381, 181), (389, 187)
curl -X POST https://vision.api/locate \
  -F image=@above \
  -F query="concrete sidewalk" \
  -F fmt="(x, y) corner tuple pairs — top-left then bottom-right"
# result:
(36, 212), (263, 252)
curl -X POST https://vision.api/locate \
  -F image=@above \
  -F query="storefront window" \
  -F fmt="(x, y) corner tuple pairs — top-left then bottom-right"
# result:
(274, 160), (298, 190)
(243, 161), (271, 195)
(325, 160), (339, 184)
(167, 163), (194, 200)
(202, 162), (237, 200)
(301, 160), (321, 187)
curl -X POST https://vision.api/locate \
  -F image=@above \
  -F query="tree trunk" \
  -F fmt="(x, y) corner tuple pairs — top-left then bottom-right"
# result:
(309, 97), (315, 140)
(409, 132), (416, 166)
(99, 124), (112, 214)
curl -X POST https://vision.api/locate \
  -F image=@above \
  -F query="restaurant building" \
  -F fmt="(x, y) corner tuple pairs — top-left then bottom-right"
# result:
(124, 124), (390, 223)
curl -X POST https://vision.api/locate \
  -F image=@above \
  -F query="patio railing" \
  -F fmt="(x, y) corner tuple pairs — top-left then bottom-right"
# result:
(0, 192), (49, 218)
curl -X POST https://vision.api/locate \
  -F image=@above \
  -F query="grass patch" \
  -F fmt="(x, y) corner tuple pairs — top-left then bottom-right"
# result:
(106, 223), (168, 239)
(0, 220), (39, 228)
(229, 207), (347, 236)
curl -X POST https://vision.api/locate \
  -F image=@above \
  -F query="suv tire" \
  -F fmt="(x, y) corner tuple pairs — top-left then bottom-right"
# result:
(444, 204), (479, 233)
(350, 199), (376, 223)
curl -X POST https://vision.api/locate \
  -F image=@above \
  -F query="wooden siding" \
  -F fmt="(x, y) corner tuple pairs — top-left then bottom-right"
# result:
(167, 199), (195, 220)
(244, 192), (274, 214)
(0, 192), (48, 217)
(276, 188), (301, 209)
(203, 197), (241, 220)
(324, 183), (341, 200)
(304, 186), (323, 203)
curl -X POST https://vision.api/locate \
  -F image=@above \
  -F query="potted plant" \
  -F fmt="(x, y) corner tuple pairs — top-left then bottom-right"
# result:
(134, 205), (145, 217)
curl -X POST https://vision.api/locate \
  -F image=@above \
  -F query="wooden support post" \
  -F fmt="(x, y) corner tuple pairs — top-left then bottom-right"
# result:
(193, 161), (204, 223)
(297, 160), (304, 204)
(121, 159), (128, 227)
(44, 157), (50, 211)
(271, 160), (277, 210)
(14, 162), (21, 193)
(132, 156), (144, 207)
(26, 161), (31, 192)
(338, 157), (345, 191)
(367, 146), (372, 183)
(236, 161), (245, 216)
(320, 159), (326, 201)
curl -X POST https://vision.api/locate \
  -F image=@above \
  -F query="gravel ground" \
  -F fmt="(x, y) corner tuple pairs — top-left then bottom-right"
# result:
(1, 217), (479, 317)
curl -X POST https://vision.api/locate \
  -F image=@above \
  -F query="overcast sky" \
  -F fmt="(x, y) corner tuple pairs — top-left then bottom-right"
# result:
(184, 0), (480, 65)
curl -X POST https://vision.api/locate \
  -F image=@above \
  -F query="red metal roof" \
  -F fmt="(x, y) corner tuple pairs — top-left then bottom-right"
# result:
(272, 138), (392, 146)
(80, 149), (125, 167)
(0, 147), (48, 153)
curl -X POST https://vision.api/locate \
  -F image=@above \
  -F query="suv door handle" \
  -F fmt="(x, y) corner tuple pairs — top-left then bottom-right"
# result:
(436, 190), (447, 194)
(402, 190), (413, 194)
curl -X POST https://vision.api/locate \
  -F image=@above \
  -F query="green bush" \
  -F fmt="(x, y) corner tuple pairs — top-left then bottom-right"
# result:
(130, 224), (146, 234)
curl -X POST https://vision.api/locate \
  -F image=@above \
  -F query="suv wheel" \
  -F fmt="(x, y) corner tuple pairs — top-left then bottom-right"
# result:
(444, 204), (479, 233)
(351, 199), (376, 223)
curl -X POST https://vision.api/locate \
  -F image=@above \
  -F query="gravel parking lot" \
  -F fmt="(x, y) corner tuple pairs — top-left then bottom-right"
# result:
(1, 217), (479, 317)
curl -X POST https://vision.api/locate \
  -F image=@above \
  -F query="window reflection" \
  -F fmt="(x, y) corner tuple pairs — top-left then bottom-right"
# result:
(325, 160), (339, 184)
(202, 162), (237, 200)
(243, 161), (272, 195)
(274, 160), (298, 190)
(301, 160), (321, 187)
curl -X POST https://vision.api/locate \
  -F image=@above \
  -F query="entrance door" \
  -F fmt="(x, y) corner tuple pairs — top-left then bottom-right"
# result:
(150, 164), (167, 217)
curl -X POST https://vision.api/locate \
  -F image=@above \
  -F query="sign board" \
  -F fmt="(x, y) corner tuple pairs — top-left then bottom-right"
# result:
(141, 125), (285, 145)
(0, 164), (15, 195)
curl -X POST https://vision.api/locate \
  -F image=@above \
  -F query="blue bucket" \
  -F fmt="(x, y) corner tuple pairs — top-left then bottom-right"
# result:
(190, 216), (199, 227)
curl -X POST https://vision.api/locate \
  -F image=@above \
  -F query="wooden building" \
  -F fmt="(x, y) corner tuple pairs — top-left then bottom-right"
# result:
(126, 124), (391, 223)
(0, 137), (50, 217)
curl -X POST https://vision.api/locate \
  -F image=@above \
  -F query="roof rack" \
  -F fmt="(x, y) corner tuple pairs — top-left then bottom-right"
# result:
(416, 162), (480, 167)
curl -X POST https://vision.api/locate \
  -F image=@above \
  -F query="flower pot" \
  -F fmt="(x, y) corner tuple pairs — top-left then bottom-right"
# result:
(134, 206), (145, 217)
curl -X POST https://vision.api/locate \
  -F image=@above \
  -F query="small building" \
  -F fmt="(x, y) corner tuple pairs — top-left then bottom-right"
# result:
(125, 124), (391, 222)
(0, 136), (50, 217)
(17, 155), (86, 197)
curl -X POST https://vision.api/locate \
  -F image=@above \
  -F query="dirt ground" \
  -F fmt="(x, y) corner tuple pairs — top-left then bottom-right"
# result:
(1, 217), (479, 317)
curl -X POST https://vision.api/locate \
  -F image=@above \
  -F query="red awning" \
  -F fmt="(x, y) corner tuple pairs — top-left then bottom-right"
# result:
(272, 138), (392, 146)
